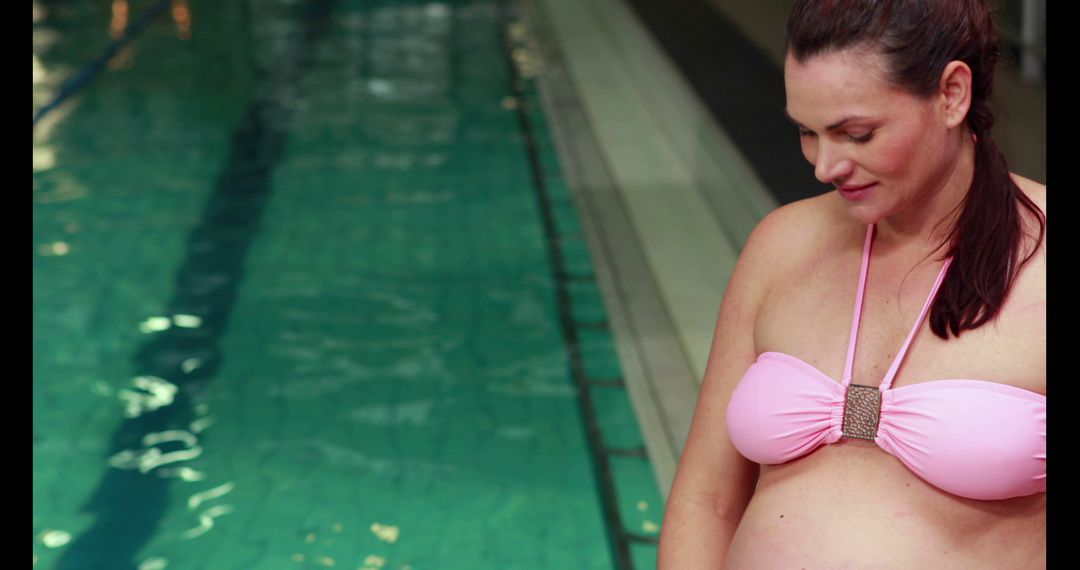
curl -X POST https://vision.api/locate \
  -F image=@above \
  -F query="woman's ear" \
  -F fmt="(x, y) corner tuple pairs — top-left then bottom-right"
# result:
(939, 60), (973, 128)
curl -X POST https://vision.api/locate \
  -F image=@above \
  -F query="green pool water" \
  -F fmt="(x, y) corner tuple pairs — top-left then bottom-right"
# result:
(34, 0), (663, 568)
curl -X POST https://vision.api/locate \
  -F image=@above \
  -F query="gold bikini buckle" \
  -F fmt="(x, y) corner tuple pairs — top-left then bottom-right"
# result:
(842, 384), (881, 440)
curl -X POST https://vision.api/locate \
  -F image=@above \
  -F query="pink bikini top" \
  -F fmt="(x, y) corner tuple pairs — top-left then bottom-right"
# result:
(726, 224), (1046, 500)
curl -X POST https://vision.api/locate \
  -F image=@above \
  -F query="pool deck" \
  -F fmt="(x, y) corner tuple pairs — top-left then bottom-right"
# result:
(523, 0), (775, 498)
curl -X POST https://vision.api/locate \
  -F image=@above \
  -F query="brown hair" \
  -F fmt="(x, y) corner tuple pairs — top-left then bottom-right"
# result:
(786, 0), (1045, 339)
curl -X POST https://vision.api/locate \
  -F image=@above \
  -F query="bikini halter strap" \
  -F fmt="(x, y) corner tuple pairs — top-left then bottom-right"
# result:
(841, 224), (954, 389)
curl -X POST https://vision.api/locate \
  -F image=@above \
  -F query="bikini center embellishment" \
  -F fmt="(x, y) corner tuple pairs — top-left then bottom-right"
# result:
(842, 383), (882, 440)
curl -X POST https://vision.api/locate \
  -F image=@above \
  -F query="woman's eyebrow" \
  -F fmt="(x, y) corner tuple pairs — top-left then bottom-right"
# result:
(783, 109), (873, 132)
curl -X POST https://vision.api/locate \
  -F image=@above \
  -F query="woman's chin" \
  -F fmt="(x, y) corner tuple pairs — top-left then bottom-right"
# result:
(837, 195), (883, 225)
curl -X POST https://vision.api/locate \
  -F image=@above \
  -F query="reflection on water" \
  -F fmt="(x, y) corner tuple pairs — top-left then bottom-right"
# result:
(171, 0), (192, 40)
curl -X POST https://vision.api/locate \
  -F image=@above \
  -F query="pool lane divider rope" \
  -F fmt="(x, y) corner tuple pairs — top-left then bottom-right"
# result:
(33, 0), (172, 127)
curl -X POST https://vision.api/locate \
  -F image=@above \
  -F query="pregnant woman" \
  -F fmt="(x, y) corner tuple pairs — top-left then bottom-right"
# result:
(657, 1), (1046, 567)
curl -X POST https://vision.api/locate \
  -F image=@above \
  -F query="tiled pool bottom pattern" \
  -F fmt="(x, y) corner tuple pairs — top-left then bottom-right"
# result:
(33, 1), (663, 568)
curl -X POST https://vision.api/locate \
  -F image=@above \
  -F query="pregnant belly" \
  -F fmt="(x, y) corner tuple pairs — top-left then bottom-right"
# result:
(722, 442), (1045, 569)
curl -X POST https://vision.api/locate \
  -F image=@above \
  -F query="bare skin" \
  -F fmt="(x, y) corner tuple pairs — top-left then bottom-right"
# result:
(657, 46), (1045, 569)
(723, 179), (1045, 569)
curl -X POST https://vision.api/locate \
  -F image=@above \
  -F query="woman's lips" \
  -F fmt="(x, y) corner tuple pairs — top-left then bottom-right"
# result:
(838, 182), (877, 200)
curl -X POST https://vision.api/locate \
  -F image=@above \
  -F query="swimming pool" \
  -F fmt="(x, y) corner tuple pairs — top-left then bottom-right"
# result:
(33, 1), (663, 568)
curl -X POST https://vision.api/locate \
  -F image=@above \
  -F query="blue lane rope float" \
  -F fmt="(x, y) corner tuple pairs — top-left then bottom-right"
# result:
(33, 0), (172, 128)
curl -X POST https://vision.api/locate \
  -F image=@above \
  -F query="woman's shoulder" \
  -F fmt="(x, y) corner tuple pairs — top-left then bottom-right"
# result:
(1009, 172), (1046, 255)
(1010, 172), (1046, 215)
(739, 192), (856, 282)
(745, 192), (855, 258)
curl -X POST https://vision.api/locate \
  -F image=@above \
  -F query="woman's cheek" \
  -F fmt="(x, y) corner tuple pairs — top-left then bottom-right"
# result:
(875, 138), (917, 177)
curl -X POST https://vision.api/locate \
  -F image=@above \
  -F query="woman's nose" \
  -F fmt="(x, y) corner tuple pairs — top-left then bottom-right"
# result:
(813, 142), (854, 185)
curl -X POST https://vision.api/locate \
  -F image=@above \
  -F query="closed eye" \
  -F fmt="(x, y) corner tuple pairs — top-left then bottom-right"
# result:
(847, 131), (874, 143)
